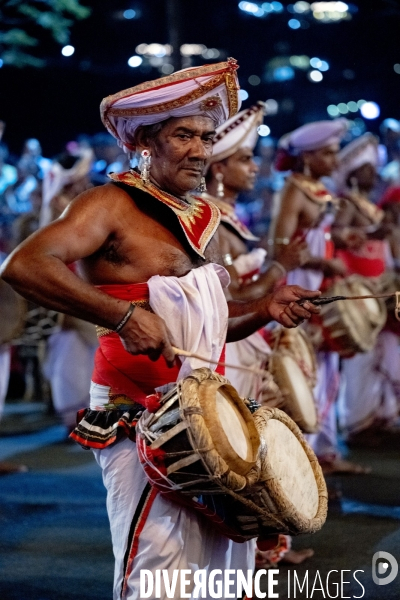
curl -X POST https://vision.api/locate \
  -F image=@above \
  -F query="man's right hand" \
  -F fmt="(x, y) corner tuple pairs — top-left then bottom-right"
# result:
(118, 306), (176, 367)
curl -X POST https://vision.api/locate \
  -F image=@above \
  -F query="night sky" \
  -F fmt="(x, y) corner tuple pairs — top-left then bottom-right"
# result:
(1, 0), (400, 156)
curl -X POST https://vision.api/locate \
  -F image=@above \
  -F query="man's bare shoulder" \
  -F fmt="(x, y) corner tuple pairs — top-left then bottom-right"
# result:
(66, 181), (139, 216)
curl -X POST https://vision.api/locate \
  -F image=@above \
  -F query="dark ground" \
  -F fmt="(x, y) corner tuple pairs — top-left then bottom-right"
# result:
(0, 402), (399, 600)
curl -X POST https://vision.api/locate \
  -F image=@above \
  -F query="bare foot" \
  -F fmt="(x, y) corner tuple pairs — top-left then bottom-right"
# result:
(320, 458), (371, 475)
(0, 461), (28, 475)
(281, 548), (314, 565)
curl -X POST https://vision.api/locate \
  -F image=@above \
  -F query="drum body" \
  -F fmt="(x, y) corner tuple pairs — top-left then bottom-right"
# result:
(270, 327), (317, 388)
(267, 351), (318, 433)
(0, 279), (27, 345)
(379, 271), (400, 336)
(317, 276), (386, 357)
(137, 369), (327, 541)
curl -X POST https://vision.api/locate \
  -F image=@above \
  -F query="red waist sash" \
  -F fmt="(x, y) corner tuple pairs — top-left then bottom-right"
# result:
(94, 282), (225, 406)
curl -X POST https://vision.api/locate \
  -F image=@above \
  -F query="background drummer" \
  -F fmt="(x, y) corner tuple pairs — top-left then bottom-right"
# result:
(204, 102), (313, 567)
(270, 120), (368, 475)
(333, 137), (400, 447)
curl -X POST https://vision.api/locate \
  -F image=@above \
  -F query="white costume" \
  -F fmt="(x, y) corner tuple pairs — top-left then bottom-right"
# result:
(274, 119), (348, 460)
(0, 345), (11, 421)
(334, 134), (400, 435)
(92, 265), (255, 600)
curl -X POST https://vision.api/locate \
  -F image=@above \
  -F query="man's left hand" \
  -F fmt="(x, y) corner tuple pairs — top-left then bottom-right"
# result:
(266, 285), (321, 328)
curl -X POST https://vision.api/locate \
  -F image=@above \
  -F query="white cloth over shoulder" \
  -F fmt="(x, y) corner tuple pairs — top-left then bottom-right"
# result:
(287, 212), (334, 290)
(226, 333), (271, 400)
(148, 263), (230, 380)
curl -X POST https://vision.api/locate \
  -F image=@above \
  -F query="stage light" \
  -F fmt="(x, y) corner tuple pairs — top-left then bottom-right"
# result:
(347, 101), (358, 112)
(357, 99), (366, 108)
(248, 75), (261, 85)
(261, 2), (273, 11)
(308, 70), (323, 82)
(289, 55), (310, 69)
(310, 57), (322, 68)
(318, 60), (329, 71)
(327, 105), (339, 117)
(271, 1), (284, 10)
(360, 101), (380, 120)
(343, 69), (355, 79)
(258, 125), (271, 136)
(180, 44), (206, 57)
(288, 18), (301, 28)
(123, 9), (136, 19)
(394, 64), (400, 74)
(61, 45), (75, 57)
(337, 102), (348, 114)
(239, 89), (249, 100)
(0, 59), (3, 68)
(201, 48), (221, 59)
(128, 55), (143, 67)
(161, 64), (174, 74)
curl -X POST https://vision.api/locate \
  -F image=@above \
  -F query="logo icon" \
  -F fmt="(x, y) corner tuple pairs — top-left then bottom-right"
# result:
(372, 551), (398, 586)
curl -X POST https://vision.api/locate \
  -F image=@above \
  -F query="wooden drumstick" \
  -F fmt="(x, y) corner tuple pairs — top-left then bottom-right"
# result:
(298, 292), (397, 307)
(171, 346), (269, 377)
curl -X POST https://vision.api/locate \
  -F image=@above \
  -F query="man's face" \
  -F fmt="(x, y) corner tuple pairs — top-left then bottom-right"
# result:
(304, 143), (340, 178)
(217, 147), (259, 193)
(349, 162), (376, 192)
(144, 116), (215, 197)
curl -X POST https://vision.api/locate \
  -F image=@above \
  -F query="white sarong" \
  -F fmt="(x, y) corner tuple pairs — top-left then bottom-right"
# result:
(93, 264), (255, 600)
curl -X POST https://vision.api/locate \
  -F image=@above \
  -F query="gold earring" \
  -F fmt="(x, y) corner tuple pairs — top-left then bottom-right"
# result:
(139, 149), (151, 184)
(216, 172), (224, 198)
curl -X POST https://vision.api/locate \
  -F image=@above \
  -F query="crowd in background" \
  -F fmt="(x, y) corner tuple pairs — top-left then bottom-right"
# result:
(2, 116), (400, 416)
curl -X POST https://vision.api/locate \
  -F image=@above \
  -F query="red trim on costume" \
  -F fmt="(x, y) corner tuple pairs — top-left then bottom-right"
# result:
(121, 486), (158, 599)
(109, 170), (220, 258)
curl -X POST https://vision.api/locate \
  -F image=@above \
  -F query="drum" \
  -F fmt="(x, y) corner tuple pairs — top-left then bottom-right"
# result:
(137, 369), (326, 541)
(12, 302), (63, 346)
(266, 351), (318, 433)
(0, 278), (27, 345)
(317, 276), (386, 357)
(247, 407), (327, 536)
(270, 326), (317, 388)
(378, 271), (400, 336)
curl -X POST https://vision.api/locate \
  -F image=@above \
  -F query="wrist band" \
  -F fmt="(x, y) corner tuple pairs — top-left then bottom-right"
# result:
(114, 303), (136, 333)
(271, 260), (287, 276)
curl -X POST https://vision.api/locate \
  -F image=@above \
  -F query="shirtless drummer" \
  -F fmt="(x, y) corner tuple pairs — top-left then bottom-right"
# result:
(1, 60), (320, 599)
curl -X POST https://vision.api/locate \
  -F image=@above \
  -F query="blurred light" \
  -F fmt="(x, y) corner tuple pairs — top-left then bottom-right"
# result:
(347, 101), (358, 112)
(180, 44), (206, 56)
(337, 102), (349, 114)
(261, 2), (273, 11)
(123, 9), (136, 19)
(273, 66), (295, 81)
(318, 60), (329, 71)
(360, 101), (380, 120)
(239, 89), (249, 100)
(394, 64), (400, 74)
(238, 1), (265, 16)
(308, 70), (323, 82)
(265, 98), (279, 114)
(271, 1), (284, 10)
(288, 18), (301, 28)
(289, 55), (310, 69)
(294, 1), (311, 11)
(61, 45), (75, 57)
(135, 43), (172, 57)
(343, 69), (355, 79)
(311, 1), (349, 21)
(258, 124), (271, 136)
(161, 64), (174, 74)
(382, 118), (400, 132)
(128, 55), (143, 67)
(357, 99), (366, 108)
(310, 57), (322, 68)
(0, 59), (3, 68)
(201, 48), (221, 59)
(248, 74), (261, 85)
(327, 105), (339, 117)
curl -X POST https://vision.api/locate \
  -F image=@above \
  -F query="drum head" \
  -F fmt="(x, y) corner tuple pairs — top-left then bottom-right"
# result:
(270, 353), (318, 433)
(261, 418), (319, 519)
(352, 282), (384, 325)
(198, 380), (260, 476)
(254, 407), (327, 533)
